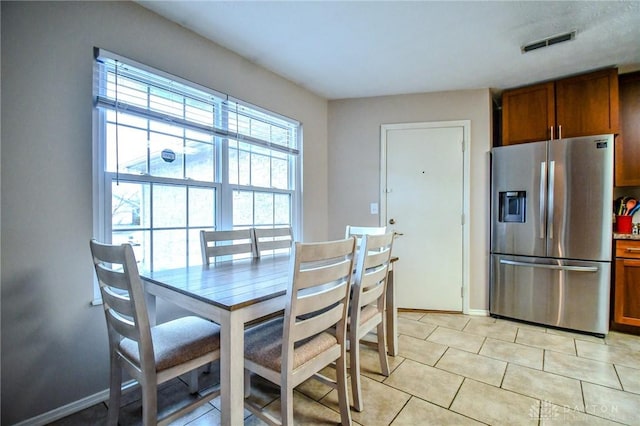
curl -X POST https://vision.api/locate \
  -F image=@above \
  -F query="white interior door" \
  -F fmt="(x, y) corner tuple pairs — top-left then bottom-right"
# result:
(382, 122), (468, 311)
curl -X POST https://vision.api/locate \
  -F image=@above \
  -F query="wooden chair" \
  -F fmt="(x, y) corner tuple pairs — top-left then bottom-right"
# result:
(89, 240), (221, 426)
(200, 229), (256, 265)
(348, 232), (395, 412)
(243, 238), (356, 425)
(253, 226), (293, 258)
(345, 225), (387, 244)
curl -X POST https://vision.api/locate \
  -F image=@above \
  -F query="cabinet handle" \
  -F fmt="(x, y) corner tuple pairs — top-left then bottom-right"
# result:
(558, 125), (562, 140)
(550, 126), (554, 140)
(625, 248), (640, 253)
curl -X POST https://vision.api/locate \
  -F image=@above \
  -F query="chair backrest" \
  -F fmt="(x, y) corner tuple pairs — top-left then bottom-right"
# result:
(351, 232), (395, 326)
(253, 226), (293, 258)
(345, 225), (387, 239)
(282, 237), (357, 372)
(345, 225), (387, 249)
(89, 240), (154, 369)
(200, 229), (256, 265)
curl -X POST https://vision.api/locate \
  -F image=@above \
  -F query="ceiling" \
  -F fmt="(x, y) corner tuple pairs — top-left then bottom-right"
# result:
(138, 1), (640, 100)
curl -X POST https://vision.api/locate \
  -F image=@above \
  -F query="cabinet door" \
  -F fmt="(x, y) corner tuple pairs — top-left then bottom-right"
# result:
(615, 72), (640, 186)
(501, 82), (555, 145)
(615, 257), (640, 327)
(556, 68), (619, 138)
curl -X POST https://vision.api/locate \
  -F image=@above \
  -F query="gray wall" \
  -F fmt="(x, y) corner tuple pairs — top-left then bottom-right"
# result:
(0, 2), (329, 424)
(327, 90), (492, 312)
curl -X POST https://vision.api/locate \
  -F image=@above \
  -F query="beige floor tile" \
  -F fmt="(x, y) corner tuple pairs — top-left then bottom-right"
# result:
(544, 350), (621, 389)
(384, 358), (463, 408)
(353, 343), (404, 382)
(576, 339), (640, 369)
(516, 328), (576, 355)
(604, 331), (640, 352)
(293, 365), (340, 402)
(462, 319), (518, 342)
(545, 327), (606, 344)
(450, 379), (540, 425)
(391, 397), (483, 425)
(502, 364), (584, 410)
(397, 316), (437, 339)
(419, 313), (470, 330)
(616, 364), (640, 394)
(539, 403), (623, 425)
(397, 334), (447, 366)
(397, 310), (426, 321)
(496, 317), (548, 332)
(322, 375), (410, 426)
(180, 407), (223, 425)
(256, 390), (344, 425)
(583, 382), (640, 425)
(427, 326), (485, 353)
(435, 347), (507, 386)
(467, 315), (497, 324)
(479, 337), (543, 369)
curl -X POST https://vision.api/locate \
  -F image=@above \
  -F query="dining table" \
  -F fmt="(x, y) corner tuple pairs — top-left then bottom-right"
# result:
(141, 253), (399, 425)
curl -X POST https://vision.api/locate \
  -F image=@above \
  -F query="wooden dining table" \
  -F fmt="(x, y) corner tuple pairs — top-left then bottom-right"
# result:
(141, 254), (398, 425)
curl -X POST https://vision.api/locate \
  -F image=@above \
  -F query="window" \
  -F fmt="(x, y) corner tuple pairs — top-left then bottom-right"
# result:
(92, 49), (301, 279)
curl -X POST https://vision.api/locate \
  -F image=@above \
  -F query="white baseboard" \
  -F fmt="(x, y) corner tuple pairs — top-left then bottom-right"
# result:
(14, 390), (110, 426)
(467, 308), (490, 316)
(14, 381), (137, 426)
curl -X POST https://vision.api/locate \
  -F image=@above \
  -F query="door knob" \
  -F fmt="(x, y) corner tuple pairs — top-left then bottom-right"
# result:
(389, 218), (396, 225)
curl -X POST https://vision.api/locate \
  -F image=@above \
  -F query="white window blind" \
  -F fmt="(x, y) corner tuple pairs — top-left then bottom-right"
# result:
(94, 49), (299, 156)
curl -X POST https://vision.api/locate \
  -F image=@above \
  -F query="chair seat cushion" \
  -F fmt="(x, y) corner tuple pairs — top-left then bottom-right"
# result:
(347, 305), (380, 331)
(244, 318), (338, 372)
(359, 305), (380, 324)
(119, 316), (220, 371)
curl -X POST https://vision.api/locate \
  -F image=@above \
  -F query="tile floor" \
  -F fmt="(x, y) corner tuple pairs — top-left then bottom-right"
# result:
(49, 313), (640, 425)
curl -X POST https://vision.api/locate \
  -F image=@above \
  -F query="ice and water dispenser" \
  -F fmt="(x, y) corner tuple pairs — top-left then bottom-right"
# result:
(498, 191), (526, 223)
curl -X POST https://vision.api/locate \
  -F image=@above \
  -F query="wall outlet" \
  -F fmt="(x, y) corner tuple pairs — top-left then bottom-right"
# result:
(370, 202), (379, 215)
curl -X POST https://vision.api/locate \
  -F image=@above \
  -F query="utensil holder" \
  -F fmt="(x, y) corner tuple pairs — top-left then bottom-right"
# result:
(616, 215), (633, 233)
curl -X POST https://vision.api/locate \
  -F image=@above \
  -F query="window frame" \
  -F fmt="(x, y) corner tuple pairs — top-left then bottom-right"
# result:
(91, 49), (302, 304)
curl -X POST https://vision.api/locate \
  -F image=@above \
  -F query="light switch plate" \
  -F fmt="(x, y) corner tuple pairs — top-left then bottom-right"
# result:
(370, 202), (379, 215)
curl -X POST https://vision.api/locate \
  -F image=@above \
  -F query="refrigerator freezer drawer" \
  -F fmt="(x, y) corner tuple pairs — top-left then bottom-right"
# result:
(490, 254), (610, 335)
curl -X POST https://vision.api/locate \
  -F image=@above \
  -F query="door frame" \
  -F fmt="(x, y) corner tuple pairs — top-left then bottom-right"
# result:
(380, 120), (471, 313)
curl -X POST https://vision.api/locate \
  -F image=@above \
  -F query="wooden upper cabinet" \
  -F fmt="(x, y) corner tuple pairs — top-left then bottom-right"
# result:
(615, 71), (640, 187)
(501, 82), (555, 145)
(500, 68), (619, 146)
(556, 68), (619, 138)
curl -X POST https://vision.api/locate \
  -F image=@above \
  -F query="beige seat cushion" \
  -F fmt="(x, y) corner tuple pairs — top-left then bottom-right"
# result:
(359, 305), (379, 324)
(244, 318), (338, 372)
(119, 316), (220, 371)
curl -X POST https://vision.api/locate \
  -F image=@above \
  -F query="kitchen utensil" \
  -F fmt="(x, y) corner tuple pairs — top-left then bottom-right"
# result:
(628, 203), (640, 217)
(616, 197), (627, 215)
(626, 198), (637, 214)
(615, 197), (624, 215)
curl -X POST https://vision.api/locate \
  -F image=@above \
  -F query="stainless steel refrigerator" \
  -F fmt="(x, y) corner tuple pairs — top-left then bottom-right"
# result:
(490, 134), (613, 336)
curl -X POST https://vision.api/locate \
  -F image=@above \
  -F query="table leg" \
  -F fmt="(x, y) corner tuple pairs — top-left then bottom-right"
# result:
(386, 265), (398, 356)
(220, 310), (245, 426)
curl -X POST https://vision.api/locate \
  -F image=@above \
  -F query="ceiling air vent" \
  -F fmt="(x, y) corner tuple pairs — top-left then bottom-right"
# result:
(521, 30), (577, 53)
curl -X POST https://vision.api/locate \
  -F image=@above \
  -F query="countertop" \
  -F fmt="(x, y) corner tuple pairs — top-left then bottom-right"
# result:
(613, 233), (640, 240)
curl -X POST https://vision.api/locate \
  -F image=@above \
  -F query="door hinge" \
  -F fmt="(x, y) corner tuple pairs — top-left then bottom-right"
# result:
(461, 214), (465, 226)
(461, 139), (465, 152)
(461, 287), (464, 298)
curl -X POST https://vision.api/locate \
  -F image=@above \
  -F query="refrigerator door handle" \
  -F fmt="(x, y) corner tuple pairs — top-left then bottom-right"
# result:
(539, 161), (547, 239)
(499, 259), (598, 272)
(548, 160), (555, 240)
